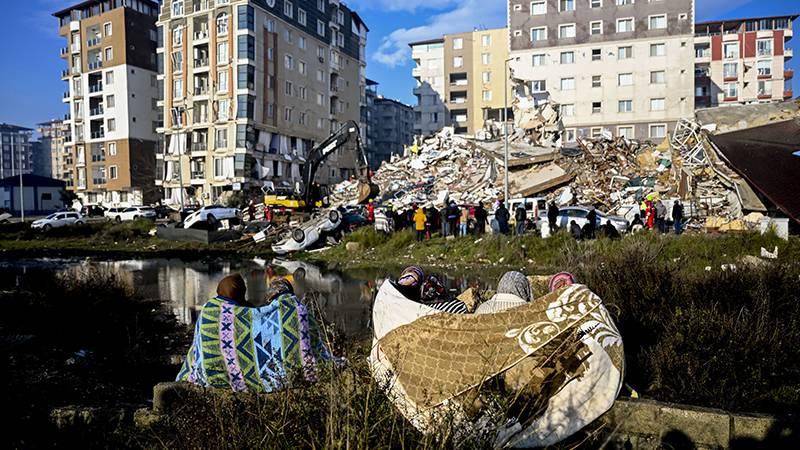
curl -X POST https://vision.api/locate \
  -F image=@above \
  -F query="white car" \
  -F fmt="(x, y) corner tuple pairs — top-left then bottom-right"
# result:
(104, 207), (125, 221)
(113, 206), (157, 222)
(31, 211), (85, 230)
(183, 205), (242, 229)
(272, 209), (342, 255)
(543, 206), (629, 234)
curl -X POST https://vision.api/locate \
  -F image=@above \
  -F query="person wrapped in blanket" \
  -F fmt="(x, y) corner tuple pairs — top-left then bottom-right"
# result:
(176, 274), (340, 393)
(393, 266), (468, 314)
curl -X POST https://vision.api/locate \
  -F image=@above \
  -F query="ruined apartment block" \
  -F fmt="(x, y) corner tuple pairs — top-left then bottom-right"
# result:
(156, 0), (368, 206)
(55, 0), (161, 207)
(411, 28), (513, 137)
(507, 0), (695, 141)
(694, 15), (796, 108)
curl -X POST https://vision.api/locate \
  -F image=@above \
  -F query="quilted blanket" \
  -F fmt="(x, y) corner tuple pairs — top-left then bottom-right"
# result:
(177, 293), (336, 392)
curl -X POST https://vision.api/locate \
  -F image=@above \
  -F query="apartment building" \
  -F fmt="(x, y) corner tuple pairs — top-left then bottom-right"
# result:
(411, 28), (511, 136)
(0, 124), (33, 179)
(372, 97), (414, 167)
(508, 0), (695, 141)
(55, 0), (160, 207)
(156, 0), (368, 206)
(37, 120), (72, 180)
(695, 15), (796, 108)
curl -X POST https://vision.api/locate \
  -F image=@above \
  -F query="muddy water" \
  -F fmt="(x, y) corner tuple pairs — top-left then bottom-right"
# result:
(0, 258), (492, 338)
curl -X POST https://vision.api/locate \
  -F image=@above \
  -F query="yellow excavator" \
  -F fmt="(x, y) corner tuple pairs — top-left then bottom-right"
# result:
(263, 121), (379, 214)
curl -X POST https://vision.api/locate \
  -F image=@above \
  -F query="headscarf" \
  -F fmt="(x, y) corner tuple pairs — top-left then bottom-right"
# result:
(397, 266), (425, 289)
(548, 272), (578, 292)
(496, 271), (532, 303)
(217, 274), (247, 304)
(266, 278), (294, 302)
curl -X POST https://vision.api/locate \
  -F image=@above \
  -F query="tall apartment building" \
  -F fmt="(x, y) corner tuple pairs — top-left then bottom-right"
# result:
(37, 120), (71, 180)
(55, 0), (161, 207)
(411, 28), (511, 136)
(508, 0), (695, 141)
(156, 0), (368, 206)
(0, 124), (33, 178)
(695, 15), (796, 108)
(372, 97), (414, 167)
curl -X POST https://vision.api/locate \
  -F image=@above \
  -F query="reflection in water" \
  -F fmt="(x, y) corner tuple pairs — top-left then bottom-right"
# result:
(0, 258), (491, 338)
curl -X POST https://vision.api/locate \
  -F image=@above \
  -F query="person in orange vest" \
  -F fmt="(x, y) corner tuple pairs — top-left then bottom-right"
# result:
(413, 205), (426, 242)
(367, 200), (375, 223)
(645, 201), (655, 230)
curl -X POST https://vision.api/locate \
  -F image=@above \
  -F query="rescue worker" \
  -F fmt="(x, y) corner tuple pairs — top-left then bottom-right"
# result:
(413, 205), (426, 242)
(367, 200), (375, 223)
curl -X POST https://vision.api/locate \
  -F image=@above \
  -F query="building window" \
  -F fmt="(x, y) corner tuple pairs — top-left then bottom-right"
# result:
(317, 20), (326, 37)
(482, 90), (492, 101)
(724, 43), (739, 59)
(172, 0), (184, 16)
(560, 51), (575, 64)
(238, 5), (254, 31)
(616, 0), (633, 5)
(591, 48), (601, 61)
(649, 124), (667, 139)
(592, 75), (601, 88)
(531, 1), (546, 15)
(723, 62), (737, 78)
(590, 0), (602, 7)
(284, 107), (292, 122)
(757, 60), (772, 76)
(650, 98), (665, 111)
(109, 165), (118, 179)
(482, 35), (491, 46)
(758, 80), (772, 97)
(560, 78), (575, 90)
(591, 102), (601, 114)
(618, 100), (632, 113)
(217, 70), (228, 91)
(216, 13), (228, 36)
(103, 22), (112, 37)
(104, 47), (113, 61)
(618, 46), (632, 59)
(532, 54), (546, 66)
(171, 51), (183, 71)
(215, 128), (227, 148)
(218, 99), (230, 121)
(650, 70), (666, 84)
(530, 27), (547, 42)
(559, 0), (575, 12)
(618, 73), (633, 86)
(757, 39), (773, 57)
(298, 9), (306, 26)
(217, 42), (228, 64)
(482, 71), (491, 83)
(453, 56), (463, 68)
(285, 80), (293, 96)
(590, 21), (603, 35)
(531, 80), (546, 92)
(299, 36), (306, 49)
(298, 61), (306, 75)
(649, 15), (667, 30)
(559, 24), (576, 39)
(285, 30), (293, 44)
(106, 94), (115, 108)
(616, 18), (634, 33)
(650, 43), (666, 57)
(453, 38), (463, 50)
(105, 71), (114, 85)
(284, 1), (293, 19)
(107, 118), (116, 132)
(617, 126), (633, 139)
(317, 0), (325, 12)
(724, 83), (738, 98)
(480, 53), (490, 65)
(173, 79), (183, 99)
(559, 104), (575, 117)
(285, 54), (294, 70)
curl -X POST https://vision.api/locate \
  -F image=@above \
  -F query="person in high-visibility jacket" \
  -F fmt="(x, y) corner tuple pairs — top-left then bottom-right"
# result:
(413, 205), (426, 242)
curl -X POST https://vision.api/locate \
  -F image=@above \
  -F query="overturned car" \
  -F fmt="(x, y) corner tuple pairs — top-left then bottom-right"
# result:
(271, 209), (342, 255)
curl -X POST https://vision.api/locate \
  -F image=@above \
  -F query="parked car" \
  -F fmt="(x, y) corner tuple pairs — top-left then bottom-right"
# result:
(31, 211), (84, 231)
(507, 197), (547, 222)
(182, 205), (242, 229)
(113, 206), (157, 222)
(104, 207), (125, 221)
(0, 208), (12, 223)
(543, 206), (629, 233)
(80, 204), (106, 218)
(153, 205), (178, 219)
(272, 209), (342, 255)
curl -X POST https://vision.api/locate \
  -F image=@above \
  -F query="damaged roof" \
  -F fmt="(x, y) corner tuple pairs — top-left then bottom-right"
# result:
(710, 119), (800, 224)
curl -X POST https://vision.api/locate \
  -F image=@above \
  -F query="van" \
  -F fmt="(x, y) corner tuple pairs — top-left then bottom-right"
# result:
(507, 197), (547, 222)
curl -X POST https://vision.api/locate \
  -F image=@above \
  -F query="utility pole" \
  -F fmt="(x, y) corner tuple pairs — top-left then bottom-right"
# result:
(18, 143), (25, 222)
(503, 58), (511, 202)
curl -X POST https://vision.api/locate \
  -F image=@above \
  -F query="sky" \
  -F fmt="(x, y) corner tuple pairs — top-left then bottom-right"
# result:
(0, 0), (798, 129)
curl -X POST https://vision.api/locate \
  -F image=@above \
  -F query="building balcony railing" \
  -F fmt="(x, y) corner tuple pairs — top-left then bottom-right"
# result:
(70, 43), (81, 53)
(87, 37), (101, 47)
(723, 76), (738, 82)
(192, 142), (207, 151)
(60, 47), (69, 56)
(61, 69), (70, 79)
(191, 172), (205, 180)
(194, 115), (209, 123)
(63, 91), (70, 99)
(91, 130), (105, 139)
(91, 154), (106, 162)
(757, 93), (773, 99)
(786, 69), (794, 79)
(194, 86), (209, 95)
(89, 106), (104, 116)
(193, 30), (209, 40)
(723, 96), (739, 102)
(88, 61), (103, 71)
(92, 178), (106, 186)
(193, 58), (209, 68)
(89, 83), (103, 93)
(193, 0), (211, 12)
(74, 113), (84, 121)
(784, 90), (794, 98)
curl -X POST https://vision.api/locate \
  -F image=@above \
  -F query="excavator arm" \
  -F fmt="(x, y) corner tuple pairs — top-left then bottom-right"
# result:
(301, 121), (378, 207)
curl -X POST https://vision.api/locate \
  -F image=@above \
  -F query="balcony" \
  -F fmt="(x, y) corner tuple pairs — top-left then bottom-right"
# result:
(193, 30), (209, 40)
(70, 42), (81, 53)
(86, 37), (101, 47)
(193, 58), (209, 69)
(411, 67), (421, 78)
(192, 0), (211, 12)
(60, 47), (69, 57)
(723, 96), (738, 102)
(757, 92), (773, 100)
(786, 69), (794, 79)
(784, 90), (794, 99)
(91, 130), (105, 139)
(191, 142), (207, 152)
(89, 83), (103, 93)
(64, 134), (73, 143)
(786, 48), (794, 58)
(88, 61), (103, 71)
(194, 114), (209, 124)
(61, 69), (70, 79)
(757, 71), (772, 79)
(194, 86), (209, 96)
(89, 106), (104, 117)
(63, 91), (70, 99)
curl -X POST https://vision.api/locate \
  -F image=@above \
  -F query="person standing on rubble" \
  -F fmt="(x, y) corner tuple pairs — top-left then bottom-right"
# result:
(367, 200), (375, 223)
(586, 207), (598, 239)
(459, 205), (470, 237)
(515, 202), (527, 236)
(414, 206), (426, 242)
(439, 204), (449, 237)
(655, 200), (667, 234)
(474, 202), (488, 235)
(425, 205), (436, 240)
(495, 200), (510, 235)
(447, 201), (460, 238)
(547, 202), (560, 231)
(672, 200), (684, 235)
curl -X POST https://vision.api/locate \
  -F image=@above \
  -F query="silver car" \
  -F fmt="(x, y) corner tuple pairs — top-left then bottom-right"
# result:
(542, 206), (629, 233)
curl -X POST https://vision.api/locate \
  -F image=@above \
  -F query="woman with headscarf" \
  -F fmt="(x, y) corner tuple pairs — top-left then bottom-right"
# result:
(475, 271), (532, 314)
(176, 274), (339, 393)
(392, 266), (467, 313)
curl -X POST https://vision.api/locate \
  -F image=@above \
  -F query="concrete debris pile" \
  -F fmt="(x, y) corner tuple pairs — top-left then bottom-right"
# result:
(331, 127), (502, 207)
(480, 100), (564, 148)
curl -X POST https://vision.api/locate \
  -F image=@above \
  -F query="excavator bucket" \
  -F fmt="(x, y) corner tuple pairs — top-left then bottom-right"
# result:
(357, 182), (380, 204)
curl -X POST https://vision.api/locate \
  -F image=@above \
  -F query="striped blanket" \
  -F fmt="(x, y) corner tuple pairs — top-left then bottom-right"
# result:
(177, 293), (337, 392)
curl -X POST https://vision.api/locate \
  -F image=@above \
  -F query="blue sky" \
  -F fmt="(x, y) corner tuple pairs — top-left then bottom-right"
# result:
(0, 0), (798, 129)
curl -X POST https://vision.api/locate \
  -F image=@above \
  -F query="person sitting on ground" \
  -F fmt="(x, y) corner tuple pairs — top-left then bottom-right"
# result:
(570, 220), (583, 240)
(598, 220), (621, 239)
(631, 213), (643, 228)
(392, 266), (466, 313)
(176, 275), (339, 393)
(475, 271), (532, 314)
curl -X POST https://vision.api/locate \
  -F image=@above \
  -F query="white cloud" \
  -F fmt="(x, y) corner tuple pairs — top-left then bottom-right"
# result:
(372, 0), (506, 67)
(696, 0), (755, 20)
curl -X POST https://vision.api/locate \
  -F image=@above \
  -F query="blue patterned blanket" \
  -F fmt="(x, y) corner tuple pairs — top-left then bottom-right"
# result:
(177, 293), (337, 392)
